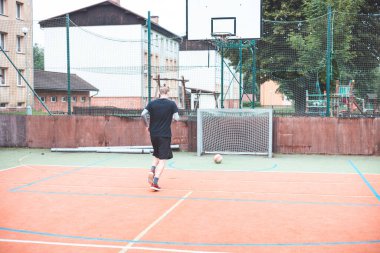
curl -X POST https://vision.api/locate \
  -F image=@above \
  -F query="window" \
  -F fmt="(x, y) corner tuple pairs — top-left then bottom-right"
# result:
(17, 102), (24, 107)
(16, 36), (22, 52)
(0, 32), (5, 49)
(40, 96), (45, 102)
(17, 69), (23, 86)
(16, 2), (22, 19)
(0, 103), (7, 108)
(72, 96), (77, 102)
(80, 97), (86, 102)
(61, 96), (67, 102)
(51, 96), (57, 102)
(0, 0), (4, 15)
(0, 68), (5, 85)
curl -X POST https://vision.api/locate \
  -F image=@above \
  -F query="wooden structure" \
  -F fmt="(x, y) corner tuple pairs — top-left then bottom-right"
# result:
(153, 75), (220, 110)
(153, 75), (189, 108)
(306, 80), (378, 116)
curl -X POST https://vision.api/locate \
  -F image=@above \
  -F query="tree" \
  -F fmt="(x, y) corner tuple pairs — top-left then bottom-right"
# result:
(33, 44), (44, 70)
(257, 0), (307, 112)
(223, 0), (305, 108)
(223, 0), (379, 113)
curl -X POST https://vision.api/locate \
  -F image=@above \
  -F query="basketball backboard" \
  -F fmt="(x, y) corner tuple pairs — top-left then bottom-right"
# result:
(186, 0), (262, 40)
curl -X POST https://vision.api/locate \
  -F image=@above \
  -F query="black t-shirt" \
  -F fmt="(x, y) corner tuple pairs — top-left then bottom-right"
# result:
(145, 98), (178, 137)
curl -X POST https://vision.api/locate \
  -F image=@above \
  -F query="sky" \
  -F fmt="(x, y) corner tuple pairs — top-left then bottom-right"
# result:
(32, 0), (187, 45)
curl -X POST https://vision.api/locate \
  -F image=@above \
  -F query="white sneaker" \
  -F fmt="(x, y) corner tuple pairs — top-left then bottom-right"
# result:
(148, 172), (154, 185)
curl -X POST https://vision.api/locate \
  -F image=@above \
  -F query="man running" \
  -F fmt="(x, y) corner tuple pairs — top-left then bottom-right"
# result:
(141, 86), (179, 191)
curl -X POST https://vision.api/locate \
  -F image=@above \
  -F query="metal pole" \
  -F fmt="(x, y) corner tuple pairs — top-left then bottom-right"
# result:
(66, 14), (71, 115)
(0, 46), (51, 115)
(147, 11), (152, 102)
(220, 46), (224, 108)
(22, 27), (30, 109)
(325, 6), (332, 117)
(239, 40), (242, 108)
(251, 40), (256, 109)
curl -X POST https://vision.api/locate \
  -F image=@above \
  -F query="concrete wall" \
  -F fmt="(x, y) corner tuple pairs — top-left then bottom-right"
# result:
(0, 114), (379, 155)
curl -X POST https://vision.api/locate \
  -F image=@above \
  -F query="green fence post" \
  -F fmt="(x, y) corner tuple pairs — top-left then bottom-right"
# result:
(220, 45), (224, 108)
(66, 14), (71, 115)
(325, 6), (332, 117)
(251, 39), (256, 109)
(147, 11), (152, 103)
(239, 40), (243, 108)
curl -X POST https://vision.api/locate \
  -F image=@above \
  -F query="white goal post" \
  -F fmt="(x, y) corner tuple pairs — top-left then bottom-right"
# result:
(197, 109), (273, 157)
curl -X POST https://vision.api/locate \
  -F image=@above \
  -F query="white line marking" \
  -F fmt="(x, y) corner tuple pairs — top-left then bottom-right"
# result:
(18, 154), (31, 163)
(14, 183), (374, 198)
(0, 165), (24, 172)
(11, 164), (380, 176)
(0, 238), (228, 253)
(119, 191), (193, 253)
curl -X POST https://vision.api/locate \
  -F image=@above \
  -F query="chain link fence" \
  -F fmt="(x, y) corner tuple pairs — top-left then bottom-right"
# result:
(0, 10), (378, 117)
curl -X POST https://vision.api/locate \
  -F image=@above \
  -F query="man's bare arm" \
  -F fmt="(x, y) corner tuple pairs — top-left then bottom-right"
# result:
(141, 109), (149, 127)
(173, 112), (179, 121)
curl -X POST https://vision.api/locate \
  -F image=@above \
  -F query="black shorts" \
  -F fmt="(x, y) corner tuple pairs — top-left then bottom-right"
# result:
(150, 136), (173, 160)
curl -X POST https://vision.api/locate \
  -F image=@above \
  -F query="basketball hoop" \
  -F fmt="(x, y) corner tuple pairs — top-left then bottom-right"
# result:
(212, 32), (232, 42)
(212, 32), (233, 47)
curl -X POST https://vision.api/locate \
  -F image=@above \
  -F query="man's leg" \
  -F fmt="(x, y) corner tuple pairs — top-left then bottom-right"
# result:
(150, 137), (171, 191)
(148, 156), (159, 184)
(151, 159), (166, 191)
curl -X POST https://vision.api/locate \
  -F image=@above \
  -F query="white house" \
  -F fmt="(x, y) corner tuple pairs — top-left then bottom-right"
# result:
(39, 0), (181, 109)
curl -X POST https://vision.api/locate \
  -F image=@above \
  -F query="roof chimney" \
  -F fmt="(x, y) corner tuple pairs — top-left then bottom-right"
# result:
(109, 0), (120, 5)
(151, 16), (159, 24)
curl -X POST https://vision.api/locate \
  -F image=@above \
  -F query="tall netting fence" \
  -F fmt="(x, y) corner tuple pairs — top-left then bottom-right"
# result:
(257, 12), (379, 117)
(332, 12), (380, 116)
(179, 39), (256, 111)
(39, 17), (148, 114)
(0, 12), (378, 117)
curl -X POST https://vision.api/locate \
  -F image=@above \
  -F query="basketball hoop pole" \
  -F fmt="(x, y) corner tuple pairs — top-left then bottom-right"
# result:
(213, 35), (256, 109)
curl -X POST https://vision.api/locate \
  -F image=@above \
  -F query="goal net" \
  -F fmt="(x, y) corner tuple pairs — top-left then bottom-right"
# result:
(197, 109), (273, 157)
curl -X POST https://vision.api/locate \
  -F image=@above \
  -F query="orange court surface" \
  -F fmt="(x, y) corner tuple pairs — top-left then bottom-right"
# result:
(0, 148), (379, 253)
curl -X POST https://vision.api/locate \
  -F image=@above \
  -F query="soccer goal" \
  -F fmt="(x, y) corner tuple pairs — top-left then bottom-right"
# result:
(197, 109), (273, 157)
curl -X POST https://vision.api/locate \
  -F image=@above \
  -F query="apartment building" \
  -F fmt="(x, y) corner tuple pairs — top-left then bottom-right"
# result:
(39, 0), (181, 109)
(0, 0), (33, 110)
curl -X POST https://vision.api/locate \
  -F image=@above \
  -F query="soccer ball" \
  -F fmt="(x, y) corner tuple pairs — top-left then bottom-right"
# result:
(213, 154), (223, 164)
